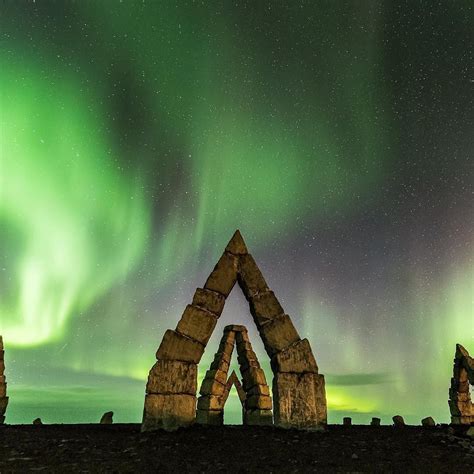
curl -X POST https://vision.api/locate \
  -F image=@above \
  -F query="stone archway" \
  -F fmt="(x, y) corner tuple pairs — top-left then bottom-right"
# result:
(449, 343), (474, 424)
(142, 231), (326, 431)
(196, 325), (272, 426)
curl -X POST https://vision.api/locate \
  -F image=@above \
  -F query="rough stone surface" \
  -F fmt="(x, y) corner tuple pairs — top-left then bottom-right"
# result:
(392, 415), (405, 427)
(246, 394), (272, 410)
(224, 230), (248, 255)
(258, 313), (301, 357)
(195, 409), (223, 426)
(371, 417), (381, 426)
(271, 338), (318, 374)
(241, 367), (268, 391)
(421, 416), (435, 427)
(273, 372), (327, 429)
(237, 253), (269, 298)
(204, 252), (238, 297)
(243, 409), (273, 426)
(197, 395), (223, 411)
(249, 290), (284, 327)
(100, 412), (113, 424)
(192, 288), (225, 316)
(142, 394), (196, 432)
(449, 343), (474, 424)
(146, 360), (197, 395)
(156, 330), (205, 364)
(176, 304), (218, 345)
(199, 378), (226, 397)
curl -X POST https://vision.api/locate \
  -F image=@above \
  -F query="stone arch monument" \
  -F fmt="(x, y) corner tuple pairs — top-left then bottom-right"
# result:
(196, 325), (272, 426)
(142, 231), (327, 431)
(449, 343), (474, 424)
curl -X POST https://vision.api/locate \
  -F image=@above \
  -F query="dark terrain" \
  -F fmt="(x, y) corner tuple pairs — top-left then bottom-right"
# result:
(0, 424), (472, 473)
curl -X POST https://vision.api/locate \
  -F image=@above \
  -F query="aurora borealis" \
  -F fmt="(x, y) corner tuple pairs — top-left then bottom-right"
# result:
(0, 1), (472, 425)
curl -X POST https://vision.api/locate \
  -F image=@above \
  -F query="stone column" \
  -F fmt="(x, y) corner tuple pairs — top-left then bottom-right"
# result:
(0, 336), (8, 425)
(449, 344), (474, 425)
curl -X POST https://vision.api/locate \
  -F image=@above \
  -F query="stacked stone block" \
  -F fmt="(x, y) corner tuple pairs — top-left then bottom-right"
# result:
(142, 230), (327, 431)
(142, 289), (228, 431)
(449, 343), (474, 425)
(236, 235), (327, 429)
(0, 336), (8, 425)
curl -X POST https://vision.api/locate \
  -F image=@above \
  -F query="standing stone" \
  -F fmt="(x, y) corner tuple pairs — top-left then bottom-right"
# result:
(142, 394), (196, 432)
(100, 411), (114, 424)
(33, 418), (43, 425)
(449, 343), (474, 425)
(343, 417), (352, 426)
(370, 417), (381, 426)
(273, 372), (327, 429)
(392, 415), (405, 427)
(421, 416), (435, 427)
(0, 337), (8, 425)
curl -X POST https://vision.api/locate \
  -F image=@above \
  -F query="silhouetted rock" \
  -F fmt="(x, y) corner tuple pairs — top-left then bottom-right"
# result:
(449, 343), (474, 424)
(33, 418), (42, 425)
(0, 337), (8, 425)
(100, 412), (113, 424)
(343, 417), (352, 426)
(371, 417), (381, 426)
(421, 416), (435, 427)
(392, 415), (405, 427)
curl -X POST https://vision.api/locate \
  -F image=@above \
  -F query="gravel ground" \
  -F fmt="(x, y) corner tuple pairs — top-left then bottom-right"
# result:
(0, 424), (473, 473)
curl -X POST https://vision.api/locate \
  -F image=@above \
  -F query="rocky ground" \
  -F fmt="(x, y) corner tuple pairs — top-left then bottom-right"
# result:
(0, 424), (473, 473)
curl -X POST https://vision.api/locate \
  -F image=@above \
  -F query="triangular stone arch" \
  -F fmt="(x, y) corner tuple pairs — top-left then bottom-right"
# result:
(196, 325), (272, 426)
(142, 231), (327, 431)
(449, 343), (474, 424)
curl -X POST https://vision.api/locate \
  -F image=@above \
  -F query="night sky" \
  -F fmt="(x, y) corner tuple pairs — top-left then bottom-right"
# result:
(1, 1), (472, 425)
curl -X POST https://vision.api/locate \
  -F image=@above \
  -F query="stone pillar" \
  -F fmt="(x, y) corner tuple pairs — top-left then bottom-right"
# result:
(0, 336), (8, 425)
(238, 250), (327, 429)
(196, 328), (235, 426)
(449, 343), (474, 425)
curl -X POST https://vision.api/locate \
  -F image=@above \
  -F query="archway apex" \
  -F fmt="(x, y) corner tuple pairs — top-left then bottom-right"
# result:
(225, 229), (248, 255)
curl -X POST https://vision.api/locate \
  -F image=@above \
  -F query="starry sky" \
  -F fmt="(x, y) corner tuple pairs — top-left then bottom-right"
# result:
(1, 1), (472, 425)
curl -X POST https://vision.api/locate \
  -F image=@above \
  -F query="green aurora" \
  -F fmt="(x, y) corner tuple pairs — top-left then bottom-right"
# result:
(0, 1), (472, 425)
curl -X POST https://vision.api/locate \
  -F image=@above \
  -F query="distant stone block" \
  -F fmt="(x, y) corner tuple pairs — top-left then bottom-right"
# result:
(392, 415), (405, 427)
(100, 411), (113, 424)
(343, 417), (352, 426)
(370, 417), (381, 426)
(421, 416), (435, 427)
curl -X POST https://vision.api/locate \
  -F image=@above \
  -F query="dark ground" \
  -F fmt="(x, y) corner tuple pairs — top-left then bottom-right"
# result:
(0, 424), (473, 473)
